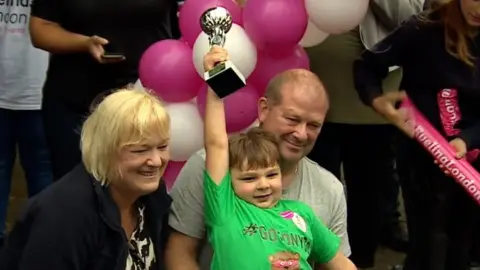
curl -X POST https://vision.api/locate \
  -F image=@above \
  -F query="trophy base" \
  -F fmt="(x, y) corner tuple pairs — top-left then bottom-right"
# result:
(204, 60), (246, 99)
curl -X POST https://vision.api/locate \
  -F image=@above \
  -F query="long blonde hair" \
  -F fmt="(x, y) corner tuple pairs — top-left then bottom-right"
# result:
(426, 0), (477, 67)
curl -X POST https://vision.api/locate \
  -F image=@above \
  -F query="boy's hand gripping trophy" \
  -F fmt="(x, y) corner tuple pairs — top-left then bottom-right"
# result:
(200, 7), (246, 98)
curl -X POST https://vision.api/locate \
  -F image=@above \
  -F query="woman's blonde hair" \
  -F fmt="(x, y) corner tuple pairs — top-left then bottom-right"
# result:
(425, 0), (477, 67)
(81, 88), (170, 185)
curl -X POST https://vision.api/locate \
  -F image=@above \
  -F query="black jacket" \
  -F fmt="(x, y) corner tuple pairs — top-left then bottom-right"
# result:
(354, 14), (480, 150)
(31, 0), (180, 113)
(0, 164), (172, 270)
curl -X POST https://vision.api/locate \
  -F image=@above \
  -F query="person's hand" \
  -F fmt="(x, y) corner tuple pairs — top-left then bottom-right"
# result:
(86, 35), (125, 64)
(434, 138), (468, 175)
(372, 91), (414, 137)
(203, 46), (229, 72)
(450, 138), (468, 159)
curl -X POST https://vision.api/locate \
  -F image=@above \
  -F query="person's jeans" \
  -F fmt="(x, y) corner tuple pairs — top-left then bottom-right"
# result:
(0, 109), (53, 238)
(42, 94), (85, 181)
(307, 122), (400, 268)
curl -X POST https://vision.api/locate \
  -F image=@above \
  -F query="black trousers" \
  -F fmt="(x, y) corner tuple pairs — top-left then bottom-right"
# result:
(395, 135), (479, 270)
(307, 123), (400, 268)
(472, 231), (480, 264)
(42, 93), (86, 180)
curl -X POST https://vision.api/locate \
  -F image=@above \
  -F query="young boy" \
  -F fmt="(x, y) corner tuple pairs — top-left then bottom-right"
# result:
(203, 46), (356, 269)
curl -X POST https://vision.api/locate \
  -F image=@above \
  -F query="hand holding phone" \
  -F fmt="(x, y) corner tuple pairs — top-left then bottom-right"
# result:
(86, 36), (126, 64)
(100, 52), (126, 64)
(101, 52), (125, 60)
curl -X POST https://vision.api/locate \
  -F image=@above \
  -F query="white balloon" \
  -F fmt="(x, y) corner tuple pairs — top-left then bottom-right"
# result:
(299, 20), (330, 48)
(244, 119), (259, 131)
(167, 102), (204, 161)
(134, 79), (144, 89)
(305, 0), (369, 34)
(193, 23), (257, 79)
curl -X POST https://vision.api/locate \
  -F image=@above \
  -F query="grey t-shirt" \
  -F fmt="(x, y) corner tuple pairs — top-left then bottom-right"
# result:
(169, 149), (351, 269)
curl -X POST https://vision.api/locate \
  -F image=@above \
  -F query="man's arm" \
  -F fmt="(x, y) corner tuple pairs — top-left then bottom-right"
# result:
(370, 0), (424, 30)
(30, 0), (91, 53)
(314, 185), (350, 270)
(165, 152), (206, 270)
(307, 196), (353, 270)
(326, 185), (351, 257)
(165, 231), (201, 270)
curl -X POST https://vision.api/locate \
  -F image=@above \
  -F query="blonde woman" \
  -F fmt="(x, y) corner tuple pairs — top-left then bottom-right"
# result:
(0, 89), (172, 270)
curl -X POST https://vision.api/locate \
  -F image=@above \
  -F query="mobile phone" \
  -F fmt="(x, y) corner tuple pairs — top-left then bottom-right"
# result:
(101, 52), (125, 60)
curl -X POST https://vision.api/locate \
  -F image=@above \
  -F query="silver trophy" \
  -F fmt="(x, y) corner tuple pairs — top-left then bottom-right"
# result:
(200, 7), (246, 98)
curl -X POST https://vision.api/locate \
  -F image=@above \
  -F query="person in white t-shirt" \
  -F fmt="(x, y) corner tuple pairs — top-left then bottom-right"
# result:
(0, 3), (52, 246)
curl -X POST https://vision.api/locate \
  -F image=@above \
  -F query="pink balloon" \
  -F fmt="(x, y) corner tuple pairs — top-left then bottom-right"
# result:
(243, 0), (308, 54)
(163, 161), (186, 191)
(248, 46), (310, 96)
(196, 84), (259, 133)
(139, 39), (202, 103)
(178, 36), (190, 46)
(179, 0), (243, 46)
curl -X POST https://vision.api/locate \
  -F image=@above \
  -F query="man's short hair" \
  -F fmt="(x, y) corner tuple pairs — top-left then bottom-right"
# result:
(264, 69), (328, 107)
(228, 127), (280, 170)
(81, 88), (170, 185)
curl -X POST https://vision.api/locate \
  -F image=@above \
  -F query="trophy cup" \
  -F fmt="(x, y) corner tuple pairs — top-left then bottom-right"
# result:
(200, 7), (246, 98)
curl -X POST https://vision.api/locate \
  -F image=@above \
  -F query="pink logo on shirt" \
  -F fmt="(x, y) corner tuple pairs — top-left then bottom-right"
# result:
(280, 211), (294, 219)
(280, 211), (307, 232)
(437, 89), (479, 162)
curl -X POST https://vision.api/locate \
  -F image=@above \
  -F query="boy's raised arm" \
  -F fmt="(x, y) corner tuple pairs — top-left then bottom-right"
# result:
(204, 47), (230, 184)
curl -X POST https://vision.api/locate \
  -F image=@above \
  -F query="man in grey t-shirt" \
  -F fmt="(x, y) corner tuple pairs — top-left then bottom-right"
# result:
(165, 69), (351, 270)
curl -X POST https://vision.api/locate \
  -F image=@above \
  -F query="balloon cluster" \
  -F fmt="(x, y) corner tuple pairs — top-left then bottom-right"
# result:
(137, 0), (368, 189)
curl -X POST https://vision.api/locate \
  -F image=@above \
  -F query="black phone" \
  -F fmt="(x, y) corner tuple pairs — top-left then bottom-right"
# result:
(101, 52), (125, 60)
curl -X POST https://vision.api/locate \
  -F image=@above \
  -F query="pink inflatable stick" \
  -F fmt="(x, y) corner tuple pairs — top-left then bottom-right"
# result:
(401, 98), (480, 205)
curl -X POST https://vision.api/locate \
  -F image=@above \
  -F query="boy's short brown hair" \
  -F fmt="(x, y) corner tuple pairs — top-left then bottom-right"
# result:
(228, 127), (280, 170)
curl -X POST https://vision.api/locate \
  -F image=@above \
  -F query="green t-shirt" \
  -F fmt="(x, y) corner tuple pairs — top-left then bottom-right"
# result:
(204, 171), (340, 269)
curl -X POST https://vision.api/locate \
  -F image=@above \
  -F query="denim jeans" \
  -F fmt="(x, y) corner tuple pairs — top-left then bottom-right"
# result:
(0, 109), (53, 237)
